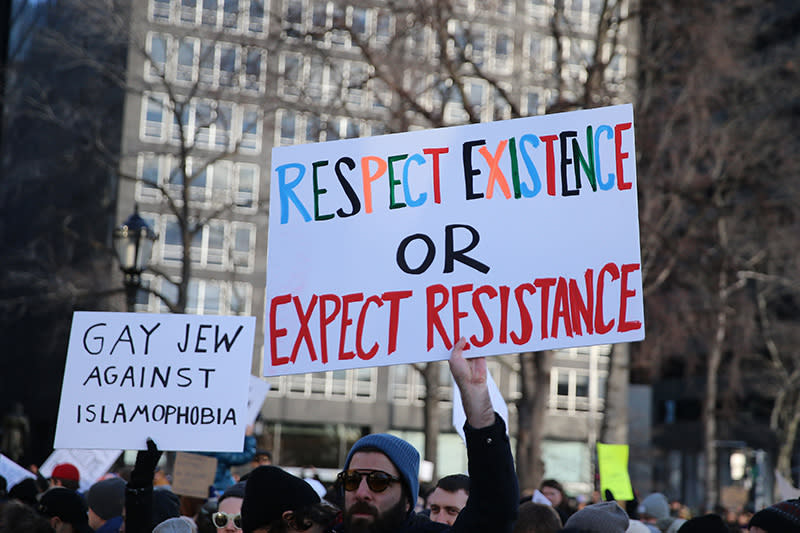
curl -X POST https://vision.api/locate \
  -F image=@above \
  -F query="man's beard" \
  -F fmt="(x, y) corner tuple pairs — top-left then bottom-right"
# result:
(344, 498), (408, 533)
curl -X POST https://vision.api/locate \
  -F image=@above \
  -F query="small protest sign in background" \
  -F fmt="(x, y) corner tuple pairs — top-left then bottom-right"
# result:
(597, 442), (634, 501)
(172, 452), (218, 499)
(54, 312), (255, 452)
(265, 104), (644, 377)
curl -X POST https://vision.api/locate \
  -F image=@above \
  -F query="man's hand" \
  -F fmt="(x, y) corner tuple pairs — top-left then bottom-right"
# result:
(449, 337), (495, 429)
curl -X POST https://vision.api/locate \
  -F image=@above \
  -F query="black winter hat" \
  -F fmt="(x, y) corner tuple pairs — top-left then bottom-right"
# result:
(241, 466), (320, 533)
(38, 487), (90, 532)
(749, 498), (800, 533)
(677, 513), (728, 533)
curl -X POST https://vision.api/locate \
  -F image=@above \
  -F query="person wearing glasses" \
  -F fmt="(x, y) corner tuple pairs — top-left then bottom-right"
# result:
(335, 337), (519, 533)
(240, 465), (339, 533)
(215, 482), (246, 532)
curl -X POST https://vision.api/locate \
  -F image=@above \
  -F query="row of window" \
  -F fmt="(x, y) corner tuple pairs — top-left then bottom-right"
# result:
(265, 367), (378, 401)
(150, 0), (268, 34)
(141, 92), (262, 153)
(275, 109), (388, 146)
(140, 211), (257, 272)
(147, 33), (266, 93)
(136, 273), (253, 316)
(136, 153), (259, 212)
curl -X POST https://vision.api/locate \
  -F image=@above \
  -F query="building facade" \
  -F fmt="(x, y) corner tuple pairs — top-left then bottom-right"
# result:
(115, 0), (634, 492)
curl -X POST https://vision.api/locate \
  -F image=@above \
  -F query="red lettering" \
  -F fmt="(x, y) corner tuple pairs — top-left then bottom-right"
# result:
(426, 284), (451, 350)
(269, 294), (292, 366)
(382, 290), (413, 355)
(319, 294), (341, 364)
(291, 295), (318, 363)
(356, 295), (383, 360)
(539, 134), (559, 196)
(569, 269), (594, 336)
(338, 293), (363, 361)
(534, 278), (556, 339)
(552, 277), (573, 338)
(510, 283), (535, 345)
(614, 122), (632, 190)
(470, 285), (497, 348)
(423, 147), (449, 204)
(499, 285), (510, 343)
(595, 263), (620, 334)
(618, 263), (642, 332)
(451, 284), (473, 347)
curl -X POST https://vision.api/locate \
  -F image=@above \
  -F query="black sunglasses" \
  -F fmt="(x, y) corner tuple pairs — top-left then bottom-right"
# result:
(337, 469), (401, 492)
(212, 511), (242, 529)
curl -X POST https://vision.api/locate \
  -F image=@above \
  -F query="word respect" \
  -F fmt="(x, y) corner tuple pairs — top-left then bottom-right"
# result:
(275, 121), (633, 224)
(268, 261), (642, 369)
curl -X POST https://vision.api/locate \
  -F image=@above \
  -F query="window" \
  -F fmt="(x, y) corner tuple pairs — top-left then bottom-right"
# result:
(494, 30), (513, 71)
(218, 43), (239, 88)
(231, 222), (255, 270)
(215, 102), (233, 149)
(280, 52), (303, 97)
(177, 37), (198, 83)
(239, 106), (261, 152)
(147, 33), (169, 79)
(142, 93), (167, 141)
(180, 0), (198, 25)
(199, 41), (216, 84)
(278, 109), (297, 145)
(137, 153), (163, 201)
(202, 0), (218, 26)
(248, 0), (267, 33)
(223, 0), (240, 30)
(375, 10), (392, 42)
(211, 160), (232, 202)
(350, 7), (366, 38)
(230, 282), (252, 315)
(242, 48), (265, 92)
(284, 0), (303, 37)
(235, 163), (258, 209)
(187, 279), (222, 314)
(151, 0), (172, 22)
(162, 216), (183, 263)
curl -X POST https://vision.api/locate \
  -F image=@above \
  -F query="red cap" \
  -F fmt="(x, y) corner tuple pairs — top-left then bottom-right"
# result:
(51, 463), (80, 482)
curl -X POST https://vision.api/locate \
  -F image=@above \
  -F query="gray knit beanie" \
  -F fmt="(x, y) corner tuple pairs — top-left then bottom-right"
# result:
(564, 501), (630, 533)
(344, 433), (419, 508)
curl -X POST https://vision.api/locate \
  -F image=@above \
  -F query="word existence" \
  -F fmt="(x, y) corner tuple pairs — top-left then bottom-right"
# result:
(75, 321), (245, 427)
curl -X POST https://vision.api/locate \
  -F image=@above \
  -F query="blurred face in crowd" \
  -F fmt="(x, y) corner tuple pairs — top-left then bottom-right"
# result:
(216, 496), (243, 533)
(427, 487), (468, 526)
(541, 486), (563, 507)
(343, 452), (408, 533)
(749, 528), (767, 533)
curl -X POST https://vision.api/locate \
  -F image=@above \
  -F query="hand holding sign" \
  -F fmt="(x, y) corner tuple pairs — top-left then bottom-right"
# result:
(449, 337), (495, 429)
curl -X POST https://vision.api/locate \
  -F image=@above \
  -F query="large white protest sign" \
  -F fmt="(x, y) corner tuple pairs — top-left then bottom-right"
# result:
(0, 454), (36, 490)
(54, 312), (256, 452)
(39, 449), (122, 492)
(265, 104), (644, 376)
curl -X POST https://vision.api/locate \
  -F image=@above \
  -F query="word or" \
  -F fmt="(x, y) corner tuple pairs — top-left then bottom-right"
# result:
(76, 404), (237, 425)
(275, 122), (633, 224)
(396, 223), (489, 275)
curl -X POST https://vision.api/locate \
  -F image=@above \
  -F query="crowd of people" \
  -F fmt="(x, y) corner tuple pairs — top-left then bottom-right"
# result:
(1, 339), (799, 533)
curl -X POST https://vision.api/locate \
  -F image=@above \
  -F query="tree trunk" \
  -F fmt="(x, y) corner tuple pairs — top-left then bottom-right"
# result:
(516, 350), (553, 493)
(422, 362), (440, 483)
(776, 390), (800, 482)
(600, 343), (630, 445)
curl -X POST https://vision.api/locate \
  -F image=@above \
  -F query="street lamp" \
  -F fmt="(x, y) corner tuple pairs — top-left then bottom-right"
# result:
(113, 206), (157, 312)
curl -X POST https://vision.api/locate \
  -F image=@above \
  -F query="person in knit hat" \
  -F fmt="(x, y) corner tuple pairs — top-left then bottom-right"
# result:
(240, 465), (338, 533)
(636, 493), (669, 533)
(334, 338), (519, 533)
(748, 498), (800, 533)
(37, 486), (91, 533)
(50, 463), (81, 491)
(87, 477), (126, 533)
(675, 513), (727, 533)
(563, 501), (630, 533)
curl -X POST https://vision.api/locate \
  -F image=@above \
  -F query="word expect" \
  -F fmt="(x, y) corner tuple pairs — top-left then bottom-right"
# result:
(268, 261), (642, 367)
(275, 122), (633, 224)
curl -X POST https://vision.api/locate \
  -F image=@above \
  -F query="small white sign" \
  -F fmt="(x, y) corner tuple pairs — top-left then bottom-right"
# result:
(39, 449), (122, 492)
(451, 369), (508, 442)
(265, 104), (644, 377)
(0, 454), (36, 490)
(246, 375), (271, 426)
(54, 312), (256, 452)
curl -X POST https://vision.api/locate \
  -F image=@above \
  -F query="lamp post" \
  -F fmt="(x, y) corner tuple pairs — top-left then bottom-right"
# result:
(113, 206), (157, 312)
